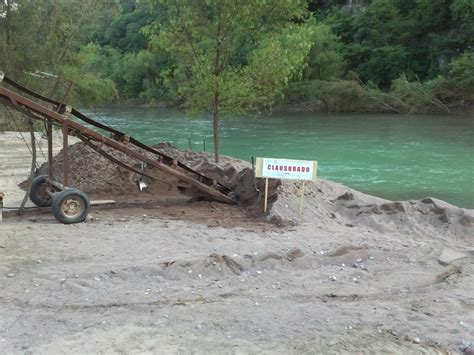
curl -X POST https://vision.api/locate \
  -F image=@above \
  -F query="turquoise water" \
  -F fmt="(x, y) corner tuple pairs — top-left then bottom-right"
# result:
(89, 108), (473, 208)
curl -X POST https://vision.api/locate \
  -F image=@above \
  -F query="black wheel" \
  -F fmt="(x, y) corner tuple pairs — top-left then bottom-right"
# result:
(29, 175), (52, 207)
(52, 188), (90, 224)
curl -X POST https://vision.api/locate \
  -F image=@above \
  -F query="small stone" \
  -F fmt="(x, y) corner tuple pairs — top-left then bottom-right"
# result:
(341, 263), (345, 267)
(6, 273), (15, 278)
(256, 270), (262, 275)
(326, 318), (330, 322)
(188, 270), (193, 274)
(368, 256), (375, 260)
(255, 302), (260, 306)
(352, 277), (360, 283)
(413, 337), (421, 344)
(286, 248), (305, 261)
(438, 248), (468, 266)
(329, 276), (337, 281)
(460, 340), (472, 351)
(356, 258), (362, 263)
(94, 277), (101, 281)
(21, 344), (29, 350)
(37, 260), (42, 264)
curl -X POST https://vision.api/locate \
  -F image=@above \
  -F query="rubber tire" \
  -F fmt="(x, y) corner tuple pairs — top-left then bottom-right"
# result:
(29, 175), (52, 207)
(52, 188), (91, 224)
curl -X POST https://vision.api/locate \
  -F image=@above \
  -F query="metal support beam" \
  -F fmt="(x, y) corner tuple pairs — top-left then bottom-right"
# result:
(47, 120), (53, 180)
(62, 120), (69, 186)
(0, 86), (235, 204)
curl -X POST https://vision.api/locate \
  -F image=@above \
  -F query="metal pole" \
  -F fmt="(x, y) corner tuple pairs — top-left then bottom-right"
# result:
(62, 120), (69, 186)
(47, 120), (53, 179)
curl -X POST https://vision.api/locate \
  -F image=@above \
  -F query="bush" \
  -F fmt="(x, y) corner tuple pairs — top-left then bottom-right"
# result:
(390, 75), (449, 113)
(285, 79), (386, 112)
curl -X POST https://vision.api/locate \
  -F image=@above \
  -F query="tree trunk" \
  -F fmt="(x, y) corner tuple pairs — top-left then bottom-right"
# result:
(19, 119), (36, 214)
(5, 0), (11, 47)
(212, 98), (220, 163)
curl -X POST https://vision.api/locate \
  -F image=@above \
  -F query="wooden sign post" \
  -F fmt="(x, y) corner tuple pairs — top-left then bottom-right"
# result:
(255, 158), (318, 213)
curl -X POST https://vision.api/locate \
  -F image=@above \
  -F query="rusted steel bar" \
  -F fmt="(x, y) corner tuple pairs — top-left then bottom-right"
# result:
(0, 86), (234, 204)
(62, 120), (69, 186)
(0, 72), (230, 195)
(47, 120), (54, 180)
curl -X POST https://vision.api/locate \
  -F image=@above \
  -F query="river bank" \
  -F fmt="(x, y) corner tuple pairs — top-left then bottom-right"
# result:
(0, 132), (473, 354)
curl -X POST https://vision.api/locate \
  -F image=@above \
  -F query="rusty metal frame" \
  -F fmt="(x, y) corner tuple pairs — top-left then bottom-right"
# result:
(1, 73), (228, 194)
(0, 73), (235, 204)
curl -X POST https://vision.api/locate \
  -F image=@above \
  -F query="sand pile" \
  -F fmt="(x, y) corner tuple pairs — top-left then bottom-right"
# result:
(30, 142), (280, 208)
(27, 141), (472, 237)
(270, 179), (473, 238)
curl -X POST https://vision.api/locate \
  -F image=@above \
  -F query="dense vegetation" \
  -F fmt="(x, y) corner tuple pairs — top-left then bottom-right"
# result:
(1, 0), (473, 115)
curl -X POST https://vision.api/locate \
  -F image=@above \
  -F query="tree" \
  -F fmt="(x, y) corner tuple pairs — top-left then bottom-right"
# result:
(0, 0), (119, 102)
(304, 22), (346, 80)
(147, 0), (314, 162)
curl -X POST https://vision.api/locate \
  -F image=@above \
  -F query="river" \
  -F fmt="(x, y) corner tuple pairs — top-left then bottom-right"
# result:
(88, 107), (473, 209)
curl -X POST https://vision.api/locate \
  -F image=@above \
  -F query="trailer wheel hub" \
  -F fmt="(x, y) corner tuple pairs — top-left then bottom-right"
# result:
(61, 197), (84, 218)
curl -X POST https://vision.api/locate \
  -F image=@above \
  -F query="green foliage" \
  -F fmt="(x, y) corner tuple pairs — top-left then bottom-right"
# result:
(450, 0), (474, 38)
(0, 0), (119, 104)
(1, 0), (472, 114)
(325, 0), (472, 86)
(61, 43), (118, 105)
(304, 22), (346, 80)
(390, 75), (449, 114)
(286, 80), (379, 112)
(149, 0), (314, 160)
(447, 53), (474, 90)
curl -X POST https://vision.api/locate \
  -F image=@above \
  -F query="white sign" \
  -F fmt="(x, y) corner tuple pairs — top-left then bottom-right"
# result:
(255, 157), (317, 181)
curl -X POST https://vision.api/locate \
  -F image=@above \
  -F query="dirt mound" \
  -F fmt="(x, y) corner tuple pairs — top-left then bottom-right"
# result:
(23, 141), (472, 236)
(270, 179), (473, 238)
(28, 142), (280, 210)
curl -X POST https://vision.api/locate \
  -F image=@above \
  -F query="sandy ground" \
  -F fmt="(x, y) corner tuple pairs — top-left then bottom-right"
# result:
(1, 131), (473, 354)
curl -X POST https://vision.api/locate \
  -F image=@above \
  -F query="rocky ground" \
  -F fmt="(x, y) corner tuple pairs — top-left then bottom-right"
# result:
(0, 131), (473, 354)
